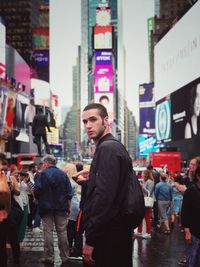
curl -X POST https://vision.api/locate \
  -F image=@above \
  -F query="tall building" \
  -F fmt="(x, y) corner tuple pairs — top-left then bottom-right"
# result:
(80, 0), (125, 146)
(0, 0), (41, 64)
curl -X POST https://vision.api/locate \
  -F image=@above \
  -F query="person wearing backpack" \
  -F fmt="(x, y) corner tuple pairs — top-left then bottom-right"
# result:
(81, 103), (144, 267)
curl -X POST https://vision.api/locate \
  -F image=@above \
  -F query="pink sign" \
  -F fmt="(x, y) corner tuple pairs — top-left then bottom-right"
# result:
(94, 65), (113, 93)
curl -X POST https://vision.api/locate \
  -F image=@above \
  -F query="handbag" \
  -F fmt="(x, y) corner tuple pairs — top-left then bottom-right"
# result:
(144, 192), (154, 208)
(7, 196), (23, 227)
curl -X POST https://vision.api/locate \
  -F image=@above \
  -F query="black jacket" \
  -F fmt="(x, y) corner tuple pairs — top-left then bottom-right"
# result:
(181, 183), (200, 238)
(82, 133), (132, 246)
(32, 113), (51, 136)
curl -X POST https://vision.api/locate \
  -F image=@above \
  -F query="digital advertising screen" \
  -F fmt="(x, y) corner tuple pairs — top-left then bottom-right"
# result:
(171, 77), (200, 141)
(94, 25), (112, 50)
(94, 92), (113, 129)
(138, 135), (160, 156)
(32, 28), (49, 50)
(96, 8), (111, 26)
(0, 21), (6, 79)
(32, 50), (49, 67)
(155, 96), (171, 143)
(3, 90), (16, 139)
(139, 82), (155, 135)
(94, 65), (113, 93)
(0, 84), (8, 135)
(95, 51), (112, 65)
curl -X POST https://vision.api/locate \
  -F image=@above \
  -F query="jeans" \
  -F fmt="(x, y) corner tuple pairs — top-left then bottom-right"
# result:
(187, 235), (200, 267)
(33, 205), (41, 228)
(42, 212), (69, 263)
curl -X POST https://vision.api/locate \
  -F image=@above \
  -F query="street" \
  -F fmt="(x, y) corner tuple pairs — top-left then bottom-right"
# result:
(6, 225), (190, 267)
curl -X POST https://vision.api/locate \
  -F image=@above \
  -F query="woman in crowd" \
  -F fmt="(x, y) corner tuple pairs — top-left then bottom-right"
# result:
(63, 162), (80, 258)
(170, 175), (186, 229)
(155, 172), (173, 234)
(181, 166), (200, 267)
(135, 169), (154, 239)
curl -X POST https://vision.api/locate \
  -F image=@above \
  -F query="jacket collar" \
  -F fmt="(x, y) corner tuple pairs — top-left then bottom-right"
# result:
(96, 133), (115, 147)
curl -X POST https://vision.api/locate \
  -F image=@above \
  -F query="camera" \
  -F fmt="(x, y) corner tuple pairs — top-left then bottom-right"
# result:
(18, 172), (29, 177)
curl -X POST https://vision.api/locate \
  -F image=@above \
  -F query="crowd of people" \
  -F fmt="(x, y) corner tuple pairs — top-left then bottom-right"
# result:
(134, 157), (200, 267)
(0, 102), (200, 267)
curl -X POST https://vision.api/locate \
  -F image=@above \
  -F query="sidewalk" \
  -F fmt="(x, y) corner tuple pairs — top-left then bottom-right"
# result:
(7, 226), (189, 267)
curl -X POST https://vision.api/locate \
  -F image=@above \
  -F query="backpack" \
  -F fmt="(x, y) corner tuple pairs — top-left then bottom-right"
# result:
(102, 138), (145, 229)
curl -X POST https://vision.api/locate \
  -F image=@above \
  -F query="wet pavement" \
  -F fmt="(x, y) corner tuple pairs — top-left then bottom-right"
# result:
(6, 225), (198, 267)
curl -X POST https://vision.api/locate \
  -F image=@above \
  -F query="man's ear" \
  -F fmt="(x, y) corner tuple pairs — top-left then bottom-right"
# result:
(104, 116), (109, 126)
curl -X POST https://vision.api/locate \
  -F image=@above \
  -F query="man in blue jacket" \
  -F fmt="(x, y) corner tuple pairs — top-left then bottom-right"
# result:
(34, 155), (72, 265)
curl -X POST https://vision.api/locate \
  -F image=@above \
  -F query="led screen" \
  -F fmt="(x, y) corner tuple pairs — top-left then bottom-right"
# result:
(32, 28), (49, 50)
(94, 65), (113, 93)
(95, 51), (112, 65)
(138, 135), (160, 156)
(155, 96), (171, 143)
(139, 82), (155, 135)
(171, 77), (200, 141)
(94, 92), (113, 129)
(0, 22), (6, 79)
(94, 25), (112, 49)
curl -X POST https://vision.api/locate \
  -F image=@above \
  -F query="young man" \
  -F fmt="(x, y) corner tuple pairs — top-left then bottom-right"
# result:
(82, 103), (133, 267)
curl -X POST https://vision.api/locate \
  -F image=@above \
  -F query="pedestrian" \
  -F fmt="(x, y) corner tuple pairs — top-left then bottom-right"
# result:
(32, 107), (51, 156)
(135, 169), (154, 239)
(155, 172), (173, 234)
(181, 165), (200, 267)
(62, 162), (81, 259)
(34, 155), (72, 266)
(81, 103), (133, 267)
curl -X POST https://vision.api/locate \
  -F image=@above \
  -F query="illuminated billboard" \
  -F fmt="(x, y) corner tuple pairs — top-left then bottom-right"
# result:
(0, 84), (8, 135)
(32, 50), (49, 67)
(94, 65), (113, 93)
(94, 92), (113, 129)
(0, 21), (6, 79)
(31, 79), (51, 107)
(32, 28), (49, 50)
(96, 8), (111, 26)
(139, 82), (155, 135)
(94, 25), (112, 49)
(171, 77), (200, 141)
(138, 135), (160, 156)
(95, 51), (112, 65)
(155, 96), (171, 143)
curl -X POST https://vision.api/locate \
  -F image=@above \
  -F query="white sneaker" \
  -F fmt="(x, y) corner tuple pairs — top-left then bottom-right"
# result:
(33, 227), (42, 234)
(142, 233), (151, 239)
(134, 232), (143, 238)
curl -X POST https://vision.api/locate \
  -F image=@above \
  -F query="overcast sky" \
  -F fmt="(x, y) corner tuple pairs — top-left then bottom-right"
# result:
(50, 0), (154, 123)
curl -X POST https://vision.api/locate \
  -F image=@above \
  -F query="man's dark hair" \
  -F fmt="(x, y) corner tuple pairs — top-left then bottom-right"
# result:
(38, 107), (43, 113)
(147, 164), (153, 170)
(83, 103), (108, 119)
(76, 162), (84, 172)
(28, 163), (36, 171)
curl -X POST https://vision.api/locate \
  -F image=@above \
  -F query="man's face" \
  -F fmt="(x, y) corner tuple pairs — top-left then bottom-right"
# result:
(82, 108), (108, 142)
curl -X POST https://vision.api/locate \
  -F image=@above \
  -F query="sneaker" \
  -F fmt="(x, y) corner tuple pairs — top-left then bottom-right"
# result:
(134, 232), (143, 238)
(41, 258), (54, 264)
(142, 233), (151, 239)
(178, 259), (187, 266)
(68, 253), (83, 261)
(33, 227), (42, 234)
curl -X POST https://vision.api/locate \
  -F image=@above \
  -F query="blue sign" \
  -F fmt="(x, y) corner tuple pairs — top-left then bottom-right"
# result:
(33, 50), (49, 67)
(138, 135), (160, 156)
(95, 51), (112, 65)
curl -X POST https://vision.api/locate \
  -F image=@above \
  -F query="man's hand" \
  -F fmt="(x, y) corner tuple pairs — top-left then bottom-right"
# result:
(0, 210), (8, 222)
(83, 244), (95, 265)
(185, 228), (192, 243)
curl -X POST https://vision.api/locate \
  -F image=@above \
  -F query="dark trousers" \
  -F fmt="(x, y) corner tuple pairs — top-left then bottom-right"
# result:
(153, 201), (159, 225)
(28, 195), (36, 228)
(35, 134), (50, 155)
(0, 220), (7, 267)
(7, 224), (20, 264)
(67, 219), (83, 256)
(83, 224), (133, 267)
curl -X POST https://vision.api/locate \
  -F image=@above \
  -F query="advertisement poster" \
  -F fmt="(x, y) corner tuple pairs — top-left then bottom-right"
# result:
(155, 96), (171, 143)
(3, 91), (16, 139)
(139, 83), (155, 135)
(171, 77), (200, 141)
(94, 65), (113, 93)
(94, 25), (112, 49)
(14, 94), (30, 142)
(0, 84), (8, 135)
